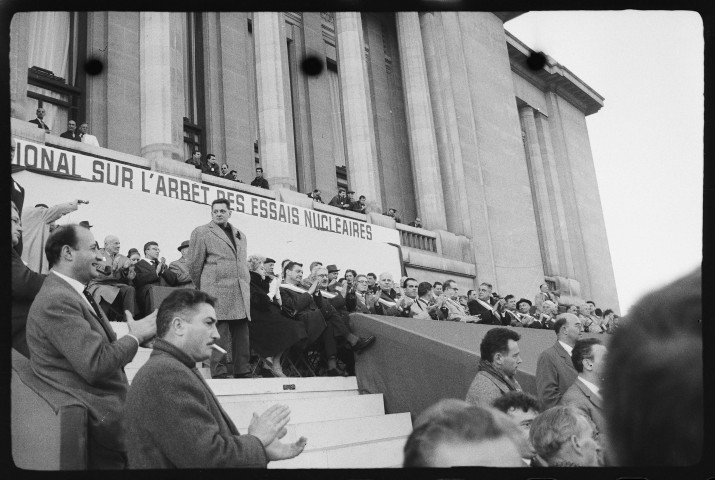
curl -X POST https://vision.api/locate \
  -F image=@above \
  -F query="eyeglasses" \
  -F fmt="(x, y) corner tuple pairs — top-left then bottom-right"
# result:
(356, 280), (368, 283)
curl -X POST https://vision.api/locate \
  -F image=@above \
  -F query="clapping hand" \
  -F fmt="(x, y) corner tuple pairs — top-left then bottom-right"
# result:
(264, 428), (308, 461)
(125, 309), (157, 345)
(248, 404), (291, 447)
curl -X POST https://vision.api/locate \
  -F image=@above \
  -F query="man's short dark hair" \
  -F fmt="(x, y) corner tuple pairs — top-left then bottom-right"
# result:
(442, 279), (456, 290)
(359, 195), (366, 200)
(586, 300), (595, 306)
(553, 315), (569, 335)
(256, 167), (263, 172)
(156, 289), (217, 338)
(403, 400), (519, 467)
(207, 153), (215, 160)
(211, 198), (230, 210)
(571, 338), (602, 373)
(603, 309), (613, 316)
(479, 327), (521, 363)
(367, 272), (376, 280)
(283, 261), (302, 278)
(504, 294), (514, 302)
(345, 269), (357, 278)
(492, 391), (542, 414)
(143, 241), (158, 255)
(45, 224), (81, 268)
(433, 281), (442, 288)
(603, 267), (702, 466)
(403, 277), (417, 288)
(466, 289), (474, 298)
(417, 282), (433, 298)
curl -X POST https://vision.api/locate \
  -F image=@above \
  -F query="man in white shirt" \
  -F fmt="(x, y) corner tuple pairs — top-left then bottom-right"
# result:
(79, 122), (100, 147)
(559, 338), (607, 463)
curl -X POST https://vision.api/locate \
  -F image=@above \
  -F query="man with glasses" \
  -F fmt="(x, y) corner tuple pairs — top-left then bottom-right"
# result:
(442, 280), (478, 322)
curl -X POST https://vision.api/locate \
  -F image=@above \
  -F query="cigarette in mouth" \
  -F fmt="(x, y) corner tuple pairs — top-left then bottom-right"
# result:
(210, 344), (227, 354)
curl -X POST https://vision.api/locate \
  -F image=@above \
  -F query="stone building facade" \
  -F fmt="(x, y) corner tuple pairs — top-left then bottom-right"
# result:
(9, 11), (620, 312)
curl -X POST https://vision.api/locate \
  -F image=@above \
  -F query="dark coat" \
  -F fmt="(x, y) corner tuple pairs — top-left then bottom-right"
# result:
(535, 341), (578, 409)
(60, 130), (81, 141)
(279, 285), (326, 346)
(133, 258), (179, 313)
(248, 271), (308, 357)
(124, 339), (267, 468)
(251, 177), (269, 189)
(26, 272), (138, 453)
(11, 248), (45, 357)
(468, 299), (505, 325)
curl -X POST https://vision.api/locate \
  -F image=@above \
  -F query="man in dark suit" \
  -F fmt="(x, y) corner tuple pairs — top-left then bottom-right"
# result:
(250, 167), (269, 189)
(133, 241), (179, 317)
(25, 224), (156, 468)
(28, 107), (51, 133)
(468, 282), (504, 325)
(187, 198), (253, 379)
(559, 338), (607, 463)
(11, 201), (45, 358)
(124, 289), (306, 468)
(60, 120), (81, 141)
(535, 313), (581, 409)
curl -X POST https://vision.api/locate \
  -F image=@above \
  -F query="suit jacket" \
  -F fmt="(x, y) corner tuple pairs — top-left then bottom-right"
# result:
(373, 290), (407, 317)
(60, 130), (81, 141)
(559, 378), (605, 445)
(26, 272), (138, 452)
(29, 118), (51, 133)
(467, 299), (505, 325)
(11, 248), (46, 358)
(187, 221), (251, 321)
(535, 342), (578, 410)
(124, 339), (267, 468)
(133, 258), (179, 303)
(465, 369), (522, 408)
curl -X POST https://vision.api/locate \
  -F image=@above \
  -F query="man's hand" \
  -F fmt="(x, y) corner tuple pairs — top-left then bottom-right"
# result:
(126, 309), (157, 344)
(265, 432), (308, 461)
(247, 404), (291, 447)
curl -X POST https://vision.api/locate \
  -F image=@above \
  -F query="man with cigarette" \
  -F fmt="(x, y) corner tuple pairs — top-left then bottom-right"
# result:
(125, 289), (306, 468)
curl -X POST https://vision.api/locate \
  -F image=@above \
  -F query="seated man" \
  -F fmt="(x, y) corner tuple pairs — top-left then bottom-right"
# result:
(168, 240), (195, 288)
(403, 399), (523, 467)
(530, 406), (601, 467)
(502, 294), (521, 326)
(531, 300), (558, 329)
(133, 241), (179, 317)
(372, 272), (412, 317)
(515, 298), (538, 327)
(87, 235), (138, 320)
(442, 279), (479, 323)
(465, 327), (523, 408)
(350, 195), (367, 213)
(409, 282), (440, 319)
(124, 289), (306, 468)
(467, 282), (504, 325)
(492, 391), (544, 466)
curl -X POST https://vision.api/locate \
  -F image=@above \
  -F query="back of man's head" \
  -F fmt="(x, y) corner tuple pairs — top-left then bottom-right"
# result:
(492, 391), (541, 415)
(417, 282), (432, 298)
(571, 338), (602, 373)
(404, 400), (522, 467)
(157, 289), (217, 338)
(530, 406), (598, 466)
(603, 267), (702, 466)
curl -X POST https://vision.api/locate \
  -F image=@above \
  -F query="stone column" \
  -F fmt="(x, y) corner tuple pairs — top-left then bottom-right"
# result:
(253, 12), (294, 189)
(395, 12), (447, 231)
(140, 12), (183, 161)
(534, 110), (576, 278)
(9, 13), (30, 120)
(335, 12), (382, 208)
(520, 106), (559, 276)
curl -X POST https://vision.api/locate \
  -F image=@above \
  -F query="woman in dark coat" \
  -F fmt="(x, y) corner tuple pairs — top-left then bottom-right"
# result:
(247, 255), (308, 377)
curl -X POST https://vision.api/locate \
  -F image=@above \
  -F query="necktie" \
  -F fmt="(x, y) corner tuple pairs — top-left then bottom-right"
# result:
(83, 288), (103, 319)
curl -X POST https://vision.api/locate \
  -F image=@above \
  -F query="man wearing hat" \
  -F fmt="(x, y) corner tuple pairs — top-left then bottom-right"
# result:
(326, 264), (340, 286)
(169, 240), (195, 288)
(515, 298), (537, 327)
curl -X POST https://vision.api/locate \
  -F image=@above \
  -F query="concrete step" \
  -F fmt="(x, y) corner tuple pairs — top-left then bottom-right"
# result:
(215, 389), (358, 404)
(238, 412), (412, 452)
(221, 394), (385, 429)
(268, 437), (408, 469)
(125, 366), (210, 384)
(204, 376), (359, 396)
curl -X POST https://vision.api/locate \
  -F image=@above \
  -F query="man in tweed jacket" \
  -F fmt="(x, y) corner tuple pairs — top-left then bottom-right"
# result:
(187, 198), (252, 378)
(125, 289), (306, 468)
(465, 327), (523, 408)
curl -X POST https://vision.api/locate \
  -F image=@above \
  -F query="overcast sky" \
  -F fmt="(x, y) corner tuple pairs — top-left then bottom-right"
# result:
(504, 11), (703, 314)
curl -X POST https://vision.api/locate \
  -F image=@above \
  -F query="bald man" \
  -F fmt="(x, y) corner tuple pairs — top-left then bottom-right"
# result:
(87, 235), (138, 318)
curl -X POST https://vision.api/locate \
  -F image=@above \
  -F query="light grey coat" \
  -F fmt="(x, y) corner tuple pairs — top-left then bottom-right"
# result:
(187, 221), (251, 321)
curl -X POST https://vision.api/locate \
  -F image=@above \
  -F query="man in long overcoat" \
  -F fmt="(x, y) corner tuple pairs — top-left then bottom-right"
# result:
(187, 198), (252, 378)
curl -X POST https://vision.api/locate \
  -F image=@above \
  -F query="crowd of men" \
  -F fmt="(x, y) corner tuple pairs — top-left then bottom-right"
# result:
(11, 131), (701, 470)
(30, 108), (100, 146)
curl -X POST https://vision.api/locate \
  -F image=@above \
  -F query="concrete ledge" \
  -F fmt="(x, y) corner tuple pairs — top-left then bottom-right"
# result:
(11, 118), (49, 144)
(367, 212), (396, 229)
(277, 188), (314, 209)
(152, 157), (202, 179)
(315, 202), (367, 222)
(402, 247), (476, 277)
(202, 177), (277, 199)
(396, 223), (437, 238)
(434, 229), (474, 264)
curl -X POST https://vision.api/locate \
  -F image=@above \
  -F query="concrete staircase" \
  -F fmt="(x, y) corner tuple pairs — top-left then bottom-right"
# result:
(111, 323), (412, 468)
